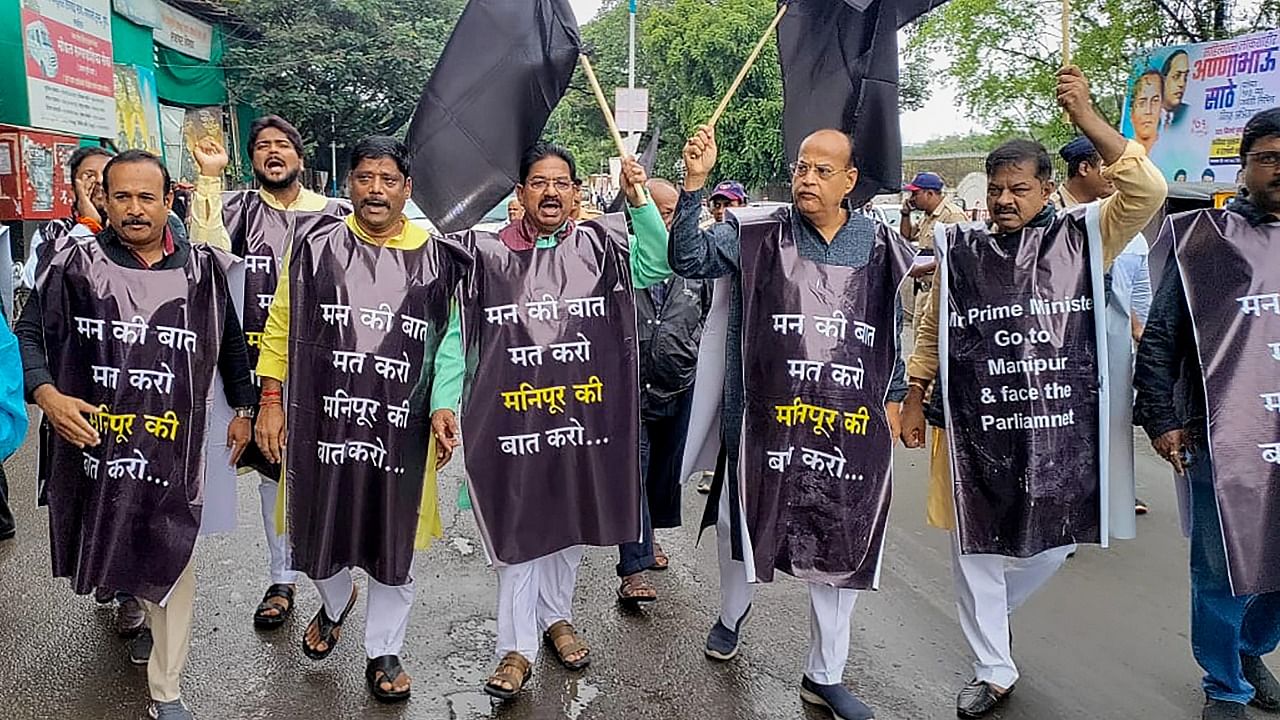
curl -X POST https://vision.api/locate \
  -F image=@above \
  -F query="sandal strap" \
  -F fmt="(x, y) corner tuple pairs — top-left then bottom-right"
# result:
(488, 652), (531, 689)
(366, 654), (406, 684)
(620, 575), (656, 596)
(263, 583), (295, 601)
(546, 622), (588, 656)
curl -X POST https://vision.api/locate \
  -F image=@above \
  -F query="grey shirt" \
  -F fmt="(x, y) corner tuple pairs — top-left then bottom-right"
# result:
(668, 189), (907, 454)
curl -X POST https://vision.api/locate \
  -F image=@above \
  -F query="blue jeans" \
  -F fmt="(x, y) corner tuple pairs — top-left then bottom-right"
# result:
(1188, 452), (1280, 703)
(617, 426), (655, 577)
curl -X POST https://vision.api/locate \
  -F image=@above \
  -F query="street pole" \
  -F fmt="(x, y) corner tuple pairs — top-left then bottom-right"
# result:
(628, 0), (636, 90)
(330, 112), (338, 197)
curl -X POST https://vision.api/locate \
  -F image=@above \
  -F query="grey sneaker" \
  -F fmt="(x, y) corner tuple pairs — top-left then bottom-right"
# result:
(129, 629), (153, 666)
(147, 699), (193, 720)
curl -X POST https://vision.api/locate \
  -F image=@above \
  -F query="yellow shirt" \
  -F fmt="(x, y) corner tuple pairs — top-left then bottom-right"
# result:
(189, 175), (332, 252)
(907, 140), (1167, 381)
(259, 213), (440, 549)
(256, 214), (430, 383)
(913, 199), (968, 250)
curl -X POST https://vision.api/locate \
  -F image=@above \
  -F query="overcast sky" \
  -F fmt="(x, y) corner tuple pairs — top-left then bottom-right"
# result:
(566, 0), (983, 144)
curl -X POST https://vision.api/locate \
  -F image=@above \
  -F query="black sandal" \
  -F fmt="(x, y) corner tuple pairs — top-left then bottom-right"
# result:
(301, 586), (357, 660)
(366, 655), (412, 703)
(253, 584), (296, 630)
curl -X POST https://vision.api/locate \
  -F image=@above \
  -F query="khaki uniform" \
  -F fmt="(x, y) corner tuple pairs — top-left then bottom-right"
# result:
(907, 200), (968, 336)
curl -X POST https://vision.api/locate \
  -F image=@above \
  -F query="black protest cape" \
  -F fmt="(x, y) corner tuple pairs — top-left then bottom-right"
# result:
(283, 216), (470, 587)
(939, 205), (1110, 557)
(728, 206), (910, 589)
(458, 215), (642, 565)
(1167, 208), (1280, 596)
(221, 190), (350, 478)
(38, 236), (231, 603)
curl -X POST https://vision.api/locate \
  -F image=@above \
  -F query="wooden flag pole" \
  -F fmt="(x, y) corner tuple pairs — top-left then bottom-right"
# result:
(1061, 0), (1072, 66)
(708, 2), (789, 129)
(1061, 0), (1073, 125)
(579, 53), (648, 206)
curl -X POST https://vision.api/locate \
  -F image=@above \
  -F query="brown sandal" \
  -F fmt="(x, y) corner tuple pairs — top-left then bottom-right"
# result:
(617, 572), (658, 605)
(484, 651), (531, 700)
(544, 620), (591, 670)
(650, 543), (669, 570)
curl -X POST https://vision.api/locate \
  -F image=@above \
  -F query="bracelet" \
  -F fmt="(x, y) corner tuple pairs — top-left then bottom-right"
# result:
(259, 398), (283, 407)
(260, 389), (282, 397)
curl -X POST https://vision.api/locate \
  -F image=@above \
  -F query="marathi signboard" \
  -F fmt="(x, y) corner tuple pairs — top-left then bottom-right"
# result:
(1122, 29), (1280, 184)
(154, 1), (213, 61)
(21, 0), (116, 138)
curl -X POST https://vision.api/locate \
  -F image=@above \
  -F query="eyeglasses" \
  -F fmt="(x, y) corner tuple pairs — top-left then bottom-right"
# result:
(526, 177), (575, 192)
(790, 162), (844, 180)
(1246, 151), (1280, 168)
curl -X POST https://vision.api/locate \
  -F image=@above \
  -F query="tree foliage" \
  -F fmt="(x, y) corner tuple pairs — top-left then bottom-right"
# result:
(906, 0), (1280, 148)
(222, 0), (462, 168)
(546, 0), (930, 189)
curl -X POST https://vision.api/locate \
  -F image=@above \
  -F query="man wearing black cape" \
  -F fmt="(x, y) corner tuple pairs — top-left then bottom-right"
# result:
(16, 150), (256, 720)
(898, 67), (1166, 718)
(189, 116), (350, 632)
(1135, 108), (1280, 720)
(255, 136), (468, 703)
(671, 124), (912, 720)
(430, 143), (671, 700)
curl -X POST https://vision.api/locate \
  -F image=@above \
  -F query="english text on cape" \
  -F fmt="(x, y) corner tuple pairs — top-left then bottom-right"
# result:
(986, 355), (1069, 376)
(981, 408), (1076, 431)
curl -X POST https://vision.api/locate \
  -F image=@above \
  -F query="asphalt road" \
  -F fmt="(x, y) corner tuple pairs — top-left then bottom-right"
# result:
(0, 415), (1262, 720)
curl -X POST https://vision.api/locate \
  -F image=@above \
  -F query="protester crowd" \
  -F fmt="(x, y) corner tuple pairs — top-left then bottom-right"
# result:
(0, 63), (1278, 720)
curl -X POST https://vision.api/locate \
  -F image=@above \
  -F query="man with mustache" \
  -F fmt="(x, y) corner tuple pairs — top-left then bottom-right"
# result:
(898, 67), (1166, 718)
(1129, 68), (1164, 155)
(429, 143), (671, 700)
(189, 116), (349, 633)
(1135, 108), (1280, 720)
(254, 136), (468, 703)
(15, 150), (256, 720)
(1162, 50), (1191, 130)
(671, 119), (912, 719)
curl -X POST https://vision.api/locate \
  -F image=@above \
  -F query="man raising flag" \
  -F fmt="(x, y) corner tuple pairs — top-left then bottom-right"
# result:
(188, 116), (349, 634)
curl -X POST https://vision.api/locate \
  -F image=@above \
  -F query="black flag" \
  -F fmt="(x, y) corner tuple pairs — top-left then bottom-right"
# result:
(407, 0), (581, 233)
(778, 0), (947, 204)
(605, 126), (661, 214)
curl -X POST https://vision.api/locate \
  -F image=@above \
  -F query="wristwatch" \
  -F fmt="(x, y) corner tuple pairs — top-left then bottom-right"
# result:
(233, 407), (255, 419)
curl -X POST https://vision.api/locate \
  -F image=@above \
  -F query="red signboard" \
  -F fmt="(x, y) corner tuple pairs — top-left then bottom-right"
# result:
(0, 125), (78, 221)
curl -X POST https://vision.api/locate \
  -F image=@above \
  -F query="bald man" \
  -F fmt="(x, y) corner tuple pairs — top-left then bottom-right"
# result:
(615, 163), (713, 606)
(671, 127), (912, 720)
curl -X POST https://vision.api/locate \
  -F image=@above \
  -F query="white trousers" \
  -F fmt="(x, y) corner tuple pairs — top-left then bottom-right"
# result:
(716, 481), (859, 685)
(313, 567), (415, 659)
(494, 546), (584, 663)
(950, 533), (1074, 688)
(141, 558), (197, 702)
(258, 477), (297, 585)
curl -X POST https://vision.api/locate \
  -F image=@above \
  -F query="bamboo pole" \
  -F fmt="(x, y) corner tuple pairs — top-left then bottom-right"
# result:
(1061, 0), (1071, 66)
(708, 2), (789, 129)
(579, 53), (649, 207)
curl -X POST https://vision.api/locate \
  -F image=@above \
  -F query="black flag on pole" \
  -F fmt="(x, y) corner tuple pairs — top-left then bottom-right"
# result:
(778, 0), (947, 205)
(407, 0), (581, 233)
(605, 126), (661, 215)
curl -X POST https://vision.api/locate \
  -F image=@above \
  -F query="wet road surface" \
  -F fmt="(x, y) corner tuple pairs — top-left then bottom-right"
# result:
(0, 416), (1261, 720)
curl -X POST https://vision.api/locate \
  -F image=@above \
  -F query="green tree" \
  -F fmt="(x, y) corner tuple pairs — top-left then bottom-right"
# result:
(906, 0), (1280, 148)
(546, 0), (932, 189)
(222, 0), (462, 170)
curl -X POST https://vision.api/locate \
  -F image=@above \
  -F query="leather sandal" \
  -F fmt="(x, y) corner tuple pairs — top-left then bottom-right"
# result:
(484, 651), (532, 700)
(253, 583), (296, 630)
(617, 572), (658, 605)
(544, 620), (591, 670)
(365, 654), (411, 703)
(301, 585), (357, 660)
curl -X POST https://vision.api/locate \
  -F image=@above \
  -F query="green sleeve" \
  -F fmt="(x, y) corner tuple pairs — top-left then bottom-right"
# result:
(429, 302), (465, 413)
(626, 201), (672, 289)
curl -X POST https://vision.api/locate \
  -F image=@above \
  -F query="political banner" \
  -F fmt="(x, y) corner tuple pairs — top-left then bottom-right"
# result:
(1121, 29), (1280, 184)
(21, 0), (116, 138)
